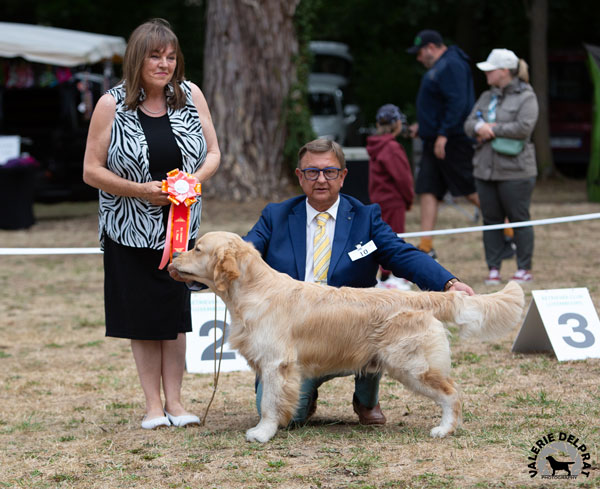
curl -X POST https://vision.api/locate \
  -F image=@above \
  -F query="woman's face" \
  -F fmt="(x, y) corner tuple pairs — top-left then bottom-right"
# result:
(140, 43), (176, 91)
(485, 68), (510, 88)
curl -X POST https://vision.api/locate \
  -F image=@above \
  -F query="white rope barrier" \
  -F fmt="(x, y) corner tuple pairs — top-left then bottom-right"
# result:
(397, 212), (600, 238)
(1, 212), (599, 255)
(0, 247), (102, 255)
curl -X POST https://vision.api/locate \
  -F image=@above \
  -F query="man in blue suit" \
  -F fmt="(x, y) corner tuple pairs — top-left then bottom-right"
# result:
(244, 138), (474, 426)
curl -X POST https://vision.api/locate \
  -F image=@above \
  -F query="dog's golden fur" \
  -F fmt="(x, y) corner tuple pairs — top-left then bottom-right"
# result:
(172, 231), (525, 443)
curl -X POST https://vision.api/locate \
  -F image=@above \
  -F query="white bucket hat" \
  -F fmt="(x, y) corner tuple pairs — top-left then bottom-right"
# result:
(476, 48), (519, 71)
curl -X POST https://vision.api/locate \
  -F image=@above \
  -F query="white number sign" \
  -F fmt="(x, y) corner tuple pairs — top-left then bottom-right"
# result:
(186, 292), (250, 373)
(512, 288), (600, 361)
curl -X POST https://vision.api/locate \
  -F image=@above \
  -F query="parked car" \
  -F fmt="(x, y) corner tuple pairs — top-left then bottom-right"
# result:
(308, 82), (359, 145)
(308, 41), (364, 145)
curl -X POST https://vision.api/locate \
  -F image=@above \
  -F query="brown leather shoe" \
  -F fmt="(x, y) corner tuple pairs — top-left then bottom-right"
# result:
(352, 398), (386, 425)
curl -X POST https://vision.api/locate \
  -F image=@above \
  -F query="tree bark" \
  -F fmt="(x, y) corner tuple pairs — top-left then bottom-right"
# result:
(527, 0), (554, 177)
(202, 0), (301, 201)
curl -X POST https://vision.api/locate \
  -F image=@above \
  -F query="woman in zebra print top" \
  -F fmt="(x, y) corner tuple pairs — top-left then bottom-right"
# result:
(83, 19), (220, 430)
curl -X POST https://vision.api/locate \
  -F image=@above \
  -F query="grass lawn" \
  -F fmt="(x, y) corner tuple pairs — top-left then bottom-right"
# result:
(0, 176), (599, 488)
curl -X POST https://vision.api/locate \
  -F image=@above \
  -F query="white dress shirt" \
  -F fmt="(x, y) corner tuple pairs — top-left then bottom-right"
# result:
(304, 197), (340, 283)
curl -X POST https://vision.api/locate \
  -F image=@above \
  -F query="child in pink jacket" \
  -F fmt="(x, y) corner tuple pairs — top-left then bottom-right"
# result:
(366, 104), (415, 289)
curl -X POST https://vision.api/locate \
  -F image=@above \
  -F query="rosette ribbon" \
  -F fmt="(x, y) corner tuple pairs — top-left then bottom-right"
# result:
(158, 169), (201, 269)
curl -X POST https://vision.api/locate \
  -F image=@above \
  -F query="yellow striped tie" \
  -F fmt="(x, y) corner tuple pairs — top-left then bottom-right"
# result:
(313, 212), (331, 284)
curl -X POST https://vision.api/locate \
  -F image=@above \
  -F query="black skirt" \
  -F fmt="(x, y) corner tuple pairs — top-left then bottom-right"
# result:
(103, 235), (192, 340)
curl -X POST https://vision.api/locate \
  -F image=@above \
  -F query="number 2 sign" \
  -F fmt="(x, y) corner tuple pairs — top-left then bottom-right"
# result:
(186, 292), (250, 373)
(512, 288), (600, 361)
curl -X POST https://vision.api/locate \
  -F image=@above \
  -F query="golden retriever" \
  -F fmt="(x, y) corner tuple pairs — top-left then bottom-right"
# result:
(172, 231), (524, 443)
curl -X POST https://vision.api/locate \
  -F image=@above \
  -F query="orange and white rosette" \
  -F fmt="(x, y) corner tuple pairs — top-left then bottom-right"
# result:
(158, 169), (201, 269)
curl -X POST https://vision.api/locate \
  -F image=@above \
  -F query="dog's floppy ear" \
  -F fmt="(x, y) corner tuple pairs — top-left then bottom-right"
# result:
(214, 248), (240, 291)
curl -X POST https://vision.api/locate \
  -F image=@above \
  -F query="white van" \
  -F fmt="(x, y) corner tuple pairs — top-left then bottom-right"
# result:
(309, 41), (353, 89)
(308, 82), (359, 145)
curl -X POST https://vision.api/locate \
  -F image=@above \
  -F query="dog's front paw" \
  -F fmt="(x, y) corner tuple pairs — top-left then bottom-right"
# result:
(430, 425), (452, 438)
(246, 425), (275, 443)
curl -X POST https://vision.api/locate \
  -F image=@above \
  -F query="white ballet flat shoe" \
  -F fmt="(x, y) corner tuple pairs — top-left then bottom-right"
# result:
(141, 415), (171, 430)
(165, 411), (200, 427)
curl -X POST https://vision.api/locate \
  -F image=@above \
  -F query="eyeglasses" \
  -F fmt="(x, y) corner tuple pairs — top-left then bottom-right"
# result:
(300, 167), (342, 181)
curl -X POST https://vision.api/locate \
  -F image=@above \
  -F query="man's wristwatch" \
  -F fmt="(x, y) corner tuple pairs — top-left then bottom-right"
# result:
(444, 278), (460, 291)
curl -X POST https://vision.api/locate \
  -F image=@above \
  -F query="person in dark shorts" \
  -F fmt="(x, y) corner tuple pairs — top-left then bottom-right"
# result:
(407, 29), (480, 258)
(416, 136), (477, 201)
(83, 19), (220, 429)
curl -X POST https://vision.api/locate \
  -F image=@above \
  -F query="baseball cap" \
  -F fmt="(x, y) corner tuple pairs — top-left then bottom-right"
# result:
(476, 49), (519, 71)
(406, 29), (443, 54)
(376, 104), (404, 125)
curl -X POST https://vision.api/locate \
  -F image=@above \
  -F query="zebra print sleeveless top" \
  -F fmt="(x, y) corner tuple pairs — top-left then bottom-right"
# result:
(99, 81), (207, 249)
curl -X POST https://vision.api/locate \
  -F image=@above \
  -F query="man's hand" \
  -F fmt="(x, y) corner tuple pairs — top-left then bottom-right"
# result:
(434, 135), (447, 159)
(449, 281), (475, 296)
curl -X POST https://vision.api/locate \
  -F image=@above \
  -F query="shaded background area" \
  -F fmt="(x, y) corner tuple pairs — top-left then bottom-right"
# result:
(1, 0), (600, 206)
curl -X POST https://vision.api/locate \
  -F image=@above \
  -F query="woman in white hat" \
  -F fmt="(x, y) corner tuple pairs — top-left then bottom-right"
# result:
(464, 48), (538, 285)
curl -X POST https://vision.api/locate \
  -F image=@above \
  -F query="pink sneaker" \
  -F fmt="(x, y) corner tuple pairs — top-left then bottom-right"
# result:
(484, 268), (501, 285)
(511, 269), (532, 283)
(376, 276), (412, 291)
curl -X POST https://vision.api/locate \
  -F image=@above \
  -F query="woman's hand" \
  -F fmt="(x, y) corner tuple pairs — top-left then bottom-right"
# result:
(476, 122), (496, 141)
(139, 181), (171, 206)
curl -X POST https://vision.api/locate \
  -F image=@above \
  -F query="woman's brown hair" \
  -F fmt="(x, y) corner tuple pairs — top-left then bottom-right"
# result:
(122, 18), (186, 111)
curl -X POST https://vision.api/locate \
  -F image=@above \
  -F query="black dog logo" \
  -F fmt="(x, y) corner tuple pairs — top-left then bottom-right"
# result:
(546, 455), (575, 475)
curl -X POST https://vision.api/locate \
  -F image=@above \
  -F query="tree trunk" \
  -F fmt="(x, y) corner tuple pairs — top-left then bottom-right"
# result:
(202, 0), (301, 201)
(527, 0), (554, 177)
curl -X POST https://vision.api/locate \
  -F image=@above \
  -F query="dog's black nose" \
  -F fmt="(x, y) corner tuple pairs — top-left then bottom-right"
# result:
(172, 252), (181, 259)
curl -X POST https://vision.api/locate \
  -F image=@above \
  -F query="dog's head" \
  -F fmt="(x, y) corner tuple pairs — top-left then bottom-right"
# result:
(171, 231), (248, 292)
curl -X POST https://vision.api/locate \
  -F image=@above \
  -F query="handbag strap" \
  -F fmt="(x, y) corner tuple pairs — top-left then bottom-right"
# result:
(488, 94), (498, 123)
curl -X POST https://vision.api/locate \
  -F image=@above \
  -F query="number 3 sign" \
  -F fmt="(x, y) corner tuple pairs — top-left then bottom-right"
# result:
(512, 288), (600, 361)
(186, 292), (250, 373)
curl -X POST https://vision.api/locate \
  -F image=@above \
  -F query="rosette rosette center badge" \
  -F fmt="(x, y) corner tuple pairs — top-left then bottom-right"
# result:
(158, 169), (201, 269)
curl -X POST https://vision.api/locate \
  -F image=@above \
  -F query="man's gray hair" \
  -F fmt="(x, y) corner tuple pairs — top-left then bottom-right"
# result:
(297, 139), (346, 169)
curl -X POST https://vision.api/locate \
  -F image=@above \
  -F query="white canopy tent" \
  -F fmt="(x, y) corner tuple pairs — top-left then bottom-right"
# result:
(0, 22), (126, 67)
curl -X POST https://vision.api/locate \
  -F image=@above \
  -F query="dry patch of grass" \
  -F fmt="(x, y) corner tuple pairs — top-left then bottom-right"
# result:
(1, 177), (599, 488)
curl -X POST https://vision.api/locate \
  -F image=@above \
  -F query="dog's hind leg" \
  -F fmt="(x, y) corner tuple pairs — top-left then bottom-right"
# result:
(392, 367), (462, 438)
(384, 319), (462, 438)
(246, 361), (301, 443)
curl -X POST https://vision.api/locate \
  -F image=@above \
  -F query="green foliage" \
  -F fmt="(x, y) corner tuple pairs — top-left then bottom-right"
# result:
(283, 0), (319, 174)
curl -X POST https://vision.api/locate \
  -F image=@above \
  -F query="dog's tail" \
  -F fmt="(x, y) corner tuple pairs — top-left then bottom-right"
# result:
(437, 281), (525, 340)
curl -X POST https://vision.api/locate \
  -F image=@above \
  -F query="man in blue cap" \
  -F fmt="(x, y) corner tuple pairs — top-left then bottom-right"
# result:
(407, 29), (480, 259)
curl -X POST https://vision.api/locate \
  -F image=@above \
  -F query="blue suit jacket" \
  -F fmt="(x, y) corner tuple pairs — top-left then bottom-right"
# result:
(244, 194), (453, 291)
